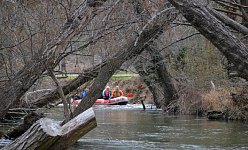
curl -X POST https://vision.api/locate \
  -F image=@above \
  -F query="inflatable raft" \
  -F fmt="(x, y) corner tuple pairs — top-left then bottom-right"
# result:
(71, 96), (128, 105)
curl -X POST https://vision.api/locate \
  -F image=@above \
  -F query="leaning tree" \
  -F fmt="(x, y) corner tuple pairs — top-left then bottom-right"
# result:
(0, 0), (115, 118)
(167, 0), (248, 81)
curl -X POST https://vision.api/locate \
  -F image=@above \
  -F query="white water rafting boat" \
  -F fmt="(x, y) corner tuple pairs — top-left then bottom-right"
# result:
(71, 96), (128, 105)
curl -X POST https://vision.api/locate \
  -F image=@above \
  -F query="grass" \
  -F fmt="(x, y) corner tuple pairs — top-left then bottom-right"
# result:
(111, 73), (139, 80)
(202, 89), (233, 112)
(56, 73), (139, 80)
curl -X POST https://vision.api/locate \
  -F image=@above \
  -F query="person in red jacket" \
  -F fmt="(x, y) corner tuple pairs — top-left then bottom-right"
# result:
(102, 86), (112, 100)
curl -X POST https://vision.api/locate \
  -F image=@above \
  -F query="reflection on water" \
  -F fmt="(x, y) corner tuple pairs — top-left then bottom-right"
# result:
(1, 104), (248, 150)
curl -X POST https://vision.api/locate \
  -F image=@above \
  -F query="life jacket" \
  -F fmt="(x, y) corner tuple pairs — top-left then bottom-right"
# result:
(102, 90), (111, 99)
(112, 90), (123, 98)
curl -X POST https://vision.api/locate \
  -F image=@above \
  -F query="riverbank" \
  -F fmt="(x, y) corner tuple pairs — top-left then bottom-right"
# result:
(30, 73), (248, 121)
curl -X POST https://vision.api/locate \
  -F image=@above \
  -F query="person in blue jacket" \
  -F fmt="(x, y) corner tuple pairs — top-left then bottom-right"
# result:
(81, 88), (87, 98)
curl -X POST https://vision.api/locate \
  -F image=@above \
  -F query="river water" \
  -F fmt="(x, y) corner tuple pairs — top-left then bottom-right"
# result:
(1, 104), (248, 150)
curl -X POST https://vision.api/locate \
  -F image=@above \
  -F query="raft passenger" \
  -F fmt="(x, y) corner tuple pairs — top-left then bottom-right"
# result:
(72, 94), (81, 100)
(102, 86), (112, 100)
(81, 88), (87, 98)
(112, 86), (123, 98)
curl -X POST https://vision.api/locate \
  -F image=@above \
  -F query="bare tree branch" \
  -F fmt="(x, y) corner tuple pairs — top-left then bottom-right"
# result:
(209, 9), (248, 35)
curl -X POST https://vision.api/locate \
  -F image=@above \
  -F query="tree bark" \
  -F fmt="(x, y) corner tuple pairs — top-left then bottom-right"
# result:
(240, 0), (248, 27)
(134, 46), (178, 109)
(146, 46), (178, 107)
(134, 51), (162, 108)
(6, 112), (44, 140)
(2, 107), (96, 150)
(210, 9), (248, 35)
(168, 0), (248, 81)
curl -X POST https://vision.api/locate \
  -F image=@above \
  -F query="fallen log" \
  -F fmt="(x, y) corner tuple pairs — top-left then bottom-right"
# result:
(8, 108), (36, 112)
(5, 108), (37, 120)
(4, 112), (28, 120)
(207, 110), (225, 120)
(6, 112), (44, 140)
(2, 107), (96, 150)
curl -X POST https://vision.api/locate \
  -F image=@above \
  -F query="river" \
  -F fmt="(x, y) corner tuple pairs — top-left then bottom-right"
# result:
(1, 104), (248, 149)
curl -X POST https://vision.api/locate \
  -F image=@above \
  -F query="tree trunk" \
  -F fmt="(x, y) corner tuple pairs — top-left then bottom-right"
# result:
(0, 58), (48, 118)
(2, 107), (96, 150)
(240, 0), (248, 27)
(134, 51), (164, 108)
(146, 45), (178, 108)
(134, 46), (178, 109)
(168, 0), (248, 81)
(6, 112), (44, 140)
(210, 9), (248, 35)
(131, 0), (178, 109)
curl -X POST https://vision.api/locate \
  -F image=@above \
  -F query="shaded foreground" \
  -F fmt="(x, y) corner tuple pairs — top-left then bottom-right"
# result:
(2, 108), (96, 150)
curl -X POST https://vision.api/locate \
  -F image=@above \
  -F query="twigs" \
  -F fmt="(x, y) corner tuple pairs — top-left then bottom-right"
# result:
(160, 32), (200, 51)
(47, 68), (72, 122)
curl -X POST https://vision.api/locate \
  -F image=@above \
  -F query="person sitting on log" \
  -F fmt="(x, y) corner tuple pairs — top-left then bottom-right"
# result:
(102, 86), (112, 100)
(112, 86), (123, 98)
